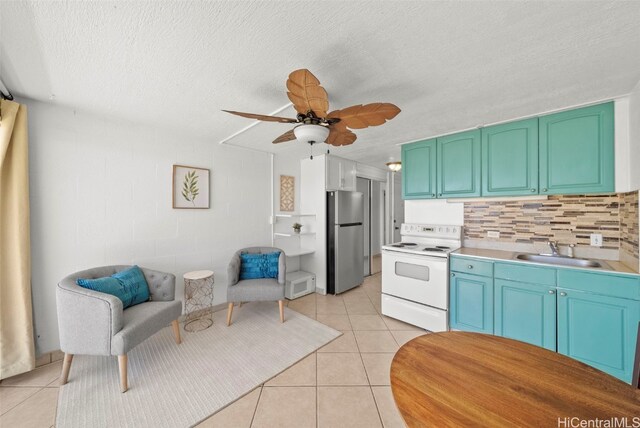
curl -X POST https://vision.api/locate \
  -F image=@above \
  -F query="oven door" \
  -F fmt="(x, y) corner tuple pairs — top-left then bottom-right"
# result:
(381, 250), (448, 310)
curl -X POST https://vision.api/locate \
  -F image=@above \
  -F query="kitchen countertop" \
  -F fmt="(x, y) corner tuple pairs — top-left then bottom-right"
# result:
(452, 247), (639, 276)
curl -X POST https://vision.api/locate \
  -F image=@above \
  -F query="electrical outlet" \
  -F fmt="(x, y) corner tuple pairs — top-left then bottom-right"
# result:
(590, 233), (603, 247)
(487, 231), (500, 238)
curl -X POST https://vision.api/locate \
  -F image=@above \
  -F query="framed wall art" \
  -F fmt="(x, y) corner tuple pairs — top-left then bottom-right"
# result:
(172, 165), (210, 209)
(280, 175), (295, 212)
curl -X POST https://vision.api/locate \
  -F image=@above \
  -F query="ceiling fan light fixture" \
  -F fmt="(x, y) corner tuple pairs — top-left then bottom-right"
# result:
(386, 161), (402, 172)
(293, 124), (330, 144)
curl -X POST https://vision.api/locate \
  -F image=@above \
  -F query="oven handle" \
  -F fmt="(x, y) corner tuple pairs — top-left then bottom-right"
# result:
(382, 249), (448, 263)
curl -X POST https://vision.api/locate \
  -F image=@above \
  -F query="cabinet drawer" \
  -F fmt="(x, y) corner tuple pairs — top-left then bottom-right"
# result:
(494, 262), (556, 286)
(558, 270), (640, 300)
(450, 257), (493, 277)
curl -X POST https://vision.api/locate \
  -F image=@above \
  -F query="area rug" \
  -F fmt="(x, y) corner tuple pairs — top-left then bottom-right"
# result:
(56, 302), (340, 428)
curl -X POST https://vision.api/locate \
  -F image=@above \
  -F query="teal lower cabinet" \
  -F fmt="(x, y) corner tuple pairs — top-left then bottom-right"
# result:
(557, 289), (640, 383)
(449, 271), (493, 334)
(451, 255), (640, 384)
(494, 279), (557, 351)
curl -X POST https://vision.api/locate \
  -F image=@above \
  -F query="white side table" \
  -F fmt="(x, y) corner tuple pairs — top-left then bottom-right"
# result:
(183, 270), (214, 332)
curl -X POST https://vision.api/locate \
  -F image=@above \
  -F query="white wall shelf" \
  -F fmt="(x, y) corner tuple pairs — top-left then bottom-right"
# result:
(274, 232), (316, 237)
(275, 213), (316, 218)
(280, 247), (316, 257)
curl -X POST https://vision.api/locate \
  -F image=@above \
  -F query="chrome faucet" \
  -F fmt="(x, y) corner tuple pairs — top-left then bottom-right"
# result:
(548, 241), (560, 256)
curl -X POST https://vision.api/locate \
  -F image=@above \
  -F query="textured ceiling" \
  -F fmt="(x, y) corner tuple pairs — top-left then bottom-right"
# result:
(2, 1), (640, 167)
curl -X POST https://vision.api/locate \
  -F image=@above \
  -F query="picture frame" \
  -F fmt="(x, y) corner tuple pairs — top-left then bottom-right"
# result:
(172, 165), (210, 209)
(280, 175), (295, 212)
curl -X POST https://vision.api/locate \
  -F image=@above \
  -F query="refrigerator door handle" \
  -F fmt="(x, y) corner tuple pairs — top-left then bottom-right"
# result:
(338, 222), (362, 227)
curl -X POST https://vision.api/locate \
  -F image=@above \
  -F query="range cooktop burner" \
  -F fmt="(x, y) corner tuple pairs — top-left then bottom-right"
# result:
(423, 247), (446, 252)
(391, 242), (418, 248)
(436, 246), (450, 249)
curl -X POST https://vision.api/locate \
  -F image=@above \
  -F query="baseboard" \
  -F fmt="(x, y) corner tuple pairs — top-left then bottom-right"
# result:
(36, 349), (64, 367)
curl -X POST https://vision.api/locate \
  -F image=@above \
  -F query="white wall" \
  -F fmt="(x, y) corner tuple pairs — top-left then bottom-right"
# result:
(371, 181), (382, 255)
(272, 152), (303, 272)
(273, 152), (301, 215)
(25, 99), (272, 355)
(614, 97), (631, 193)
(628, 80), (640, 191)
(300, 155), (327, 293)
(404, 199), (464, 226)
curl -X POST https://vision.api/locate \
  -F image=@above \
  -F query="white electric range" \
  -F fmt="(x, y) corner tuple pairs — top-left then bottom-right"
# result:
(381, 223), (462, 332)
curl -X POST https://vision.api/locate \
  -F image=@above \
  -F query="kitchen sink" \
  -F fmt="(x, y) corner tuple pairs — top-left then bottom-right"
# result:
(515, 254), (605, 268)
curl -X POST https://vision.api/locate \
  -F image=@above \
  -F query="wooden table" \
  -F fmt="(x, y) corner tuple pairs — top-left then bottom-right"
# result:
(390, 332), (640, 427)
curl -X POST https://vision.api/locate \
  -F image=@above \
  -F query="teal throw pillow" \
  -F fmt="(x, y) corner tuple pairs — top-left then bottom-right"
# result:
(239, 252), (280, 280)
(77, 265), (151, 309)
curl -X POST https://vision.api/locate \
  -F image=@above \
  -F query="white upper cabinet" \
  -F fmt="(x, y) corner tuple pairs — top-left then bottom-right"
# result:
(326, 155), (356, 191)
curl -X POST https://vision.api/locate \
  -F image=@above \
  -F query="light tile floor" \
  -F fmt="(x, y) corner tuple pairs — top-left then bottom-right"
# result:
(0, 273), (427, 427)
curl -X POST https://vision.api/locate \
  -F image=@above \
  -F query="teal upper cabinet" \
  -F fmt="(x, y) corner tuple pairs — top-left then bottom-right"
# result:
(401, 102), (614, 200)
(437, 130), (481, 198)
(402, 139), (437, 199)
(539, 102), (614, 195)
(482, 119), (538, 196)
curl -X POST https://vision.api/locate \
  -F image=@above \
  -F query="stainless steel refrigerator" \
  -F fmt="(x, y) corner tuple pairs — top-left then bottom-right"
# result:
(327, 191), (364, 294)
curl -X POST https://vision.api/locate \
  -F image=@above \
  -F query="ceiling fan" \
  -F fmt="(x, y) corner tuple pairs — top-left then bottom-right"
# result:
(222, 69), (401, 149)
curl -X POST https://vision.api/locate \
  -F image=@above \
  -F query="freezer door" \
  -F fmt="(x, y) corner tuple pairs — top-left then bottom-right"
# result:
(334, 191), (364, 225)
(334, 224), (364, 294)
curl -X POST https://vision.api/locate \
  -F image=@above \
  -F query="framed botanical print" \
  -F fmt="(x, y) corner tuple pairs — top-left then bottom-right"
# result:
(172, 165), (210, 209)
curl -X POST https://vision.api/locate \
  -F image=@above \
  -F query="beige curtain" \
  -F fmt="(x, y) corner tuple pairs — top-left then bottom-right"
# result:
(0, 99), (34, 379)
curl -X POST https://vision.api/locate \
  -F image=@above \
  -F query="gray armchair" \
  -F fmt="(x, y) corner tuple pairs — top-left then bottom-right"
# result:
(226, 247), (286, 326)
(56, 265), (182, 392)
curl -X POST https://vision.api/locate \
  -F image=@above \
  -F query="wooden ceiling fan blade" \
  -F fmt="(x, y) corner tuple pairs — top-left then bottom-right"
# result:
(222, 110), (298, 124)
(326, 127), (357, 147)
(286, 69), (329, 117)
(272, 129), (297, 144)
(327, 103), (401, 129)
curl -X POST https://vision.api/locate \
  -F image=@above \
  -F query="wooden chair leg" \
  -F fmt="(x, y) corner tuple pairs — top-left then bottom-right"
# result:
(60, 353), (73, 385)
(118, 354), (128, 393)
(172, 319), (182, 344)
(226, 302), (234, 326)
(279, 300), (285, 323)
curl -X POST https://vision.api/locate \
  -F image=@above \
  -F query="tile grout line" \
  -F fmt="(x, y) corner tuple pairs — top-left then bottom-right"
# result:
(0, 385), (45, 418)
(365, 273), (389, 427)
(349, 286), (386, 428)
(249, 386), (263, 427)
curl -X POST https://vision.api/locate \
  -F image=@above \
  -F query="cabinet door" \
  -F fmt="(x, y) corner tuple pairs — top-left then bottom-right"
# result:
(482, 119), (538, 196)
(558, 290), (640, 383)
(539, 102), (614, 195)
(449, 272), (493, 334)
(437, 130), (481, 198)
(401, 139), (437, 199)
(341, 159), (357, 191)
(326, 156), (341, 191)
(494, 279), (556, 351)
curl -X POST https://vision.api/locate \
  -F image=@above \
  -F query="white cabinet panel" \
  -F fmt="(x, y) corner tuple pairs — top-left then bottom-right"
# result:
(326, 155), (356, 191)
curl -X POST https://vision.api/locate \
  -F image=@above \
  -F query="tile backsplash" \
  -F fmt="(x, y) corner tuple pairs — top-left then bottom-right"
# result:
(619, 191), (639, 266)
(464, 193), (630, 251)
